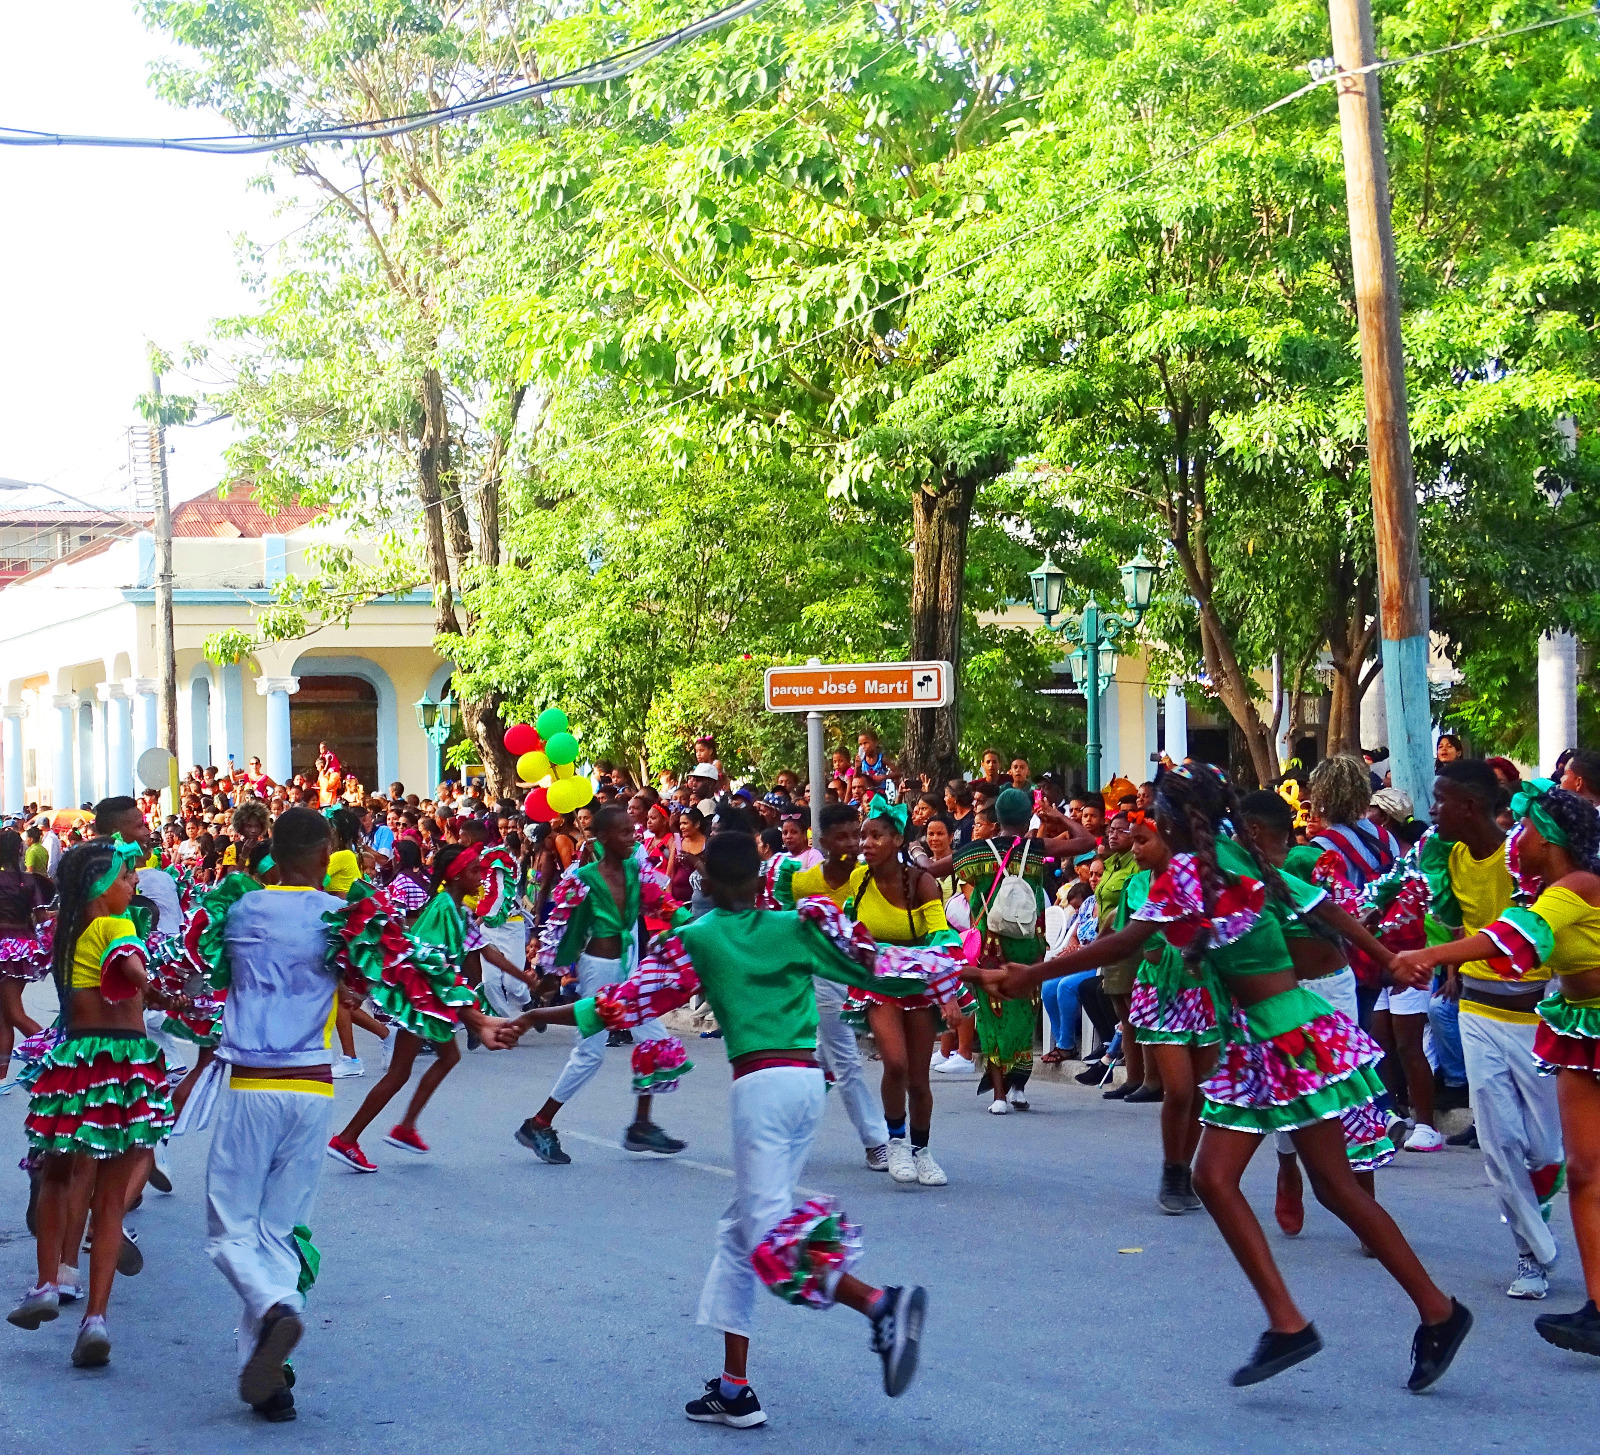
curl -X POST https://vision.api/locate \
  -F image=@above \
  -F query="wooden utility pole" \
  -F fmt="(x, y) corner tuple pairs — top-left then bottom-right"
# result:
(1327, 0), (1435, 815)
(147, 367), (180, 813)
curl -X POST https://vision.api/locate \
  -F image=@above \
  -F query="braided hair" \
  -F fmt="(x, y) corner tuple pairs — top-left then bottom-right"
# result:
(1153, 764), (1297, 967)
(1540, 787), (1600, 874)
(50, 840), (120, 1033)
(431, 842), (473, 891)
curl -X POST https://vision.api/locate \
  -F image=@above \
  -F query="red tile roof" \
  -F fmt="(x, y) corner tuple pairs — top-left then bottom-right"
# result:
(170, 483), (322, 539)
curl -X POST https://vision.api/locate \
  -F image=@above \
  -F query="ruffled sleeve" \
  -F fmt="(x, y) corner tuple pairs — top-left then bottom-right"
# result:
(577, 933), (701, 1034)
(535, 871), (591, 974)
(796, 897), (966, 1003)
(768, 855), (801, 910)
(325, 882), (476, 1043)
(474, 847), (521, 927)
(1414, 829), (1462, 929)
(1133, 852), (1268, 949)
(1480, 886), (1592, 980)
(183, 872), (262, 991)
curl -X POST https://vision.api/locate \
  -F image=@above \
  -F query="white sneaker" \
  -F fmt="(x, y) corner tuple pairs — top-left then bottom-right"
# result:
(933, 1053), (976, 1076)
(1007, 1086), (1030, 1112)
(885, 1138), (918, 1184)
(1508, 1253), (1549, 1299)
(929, 1050), (948, 1071)
(913, 1147), (947, 1186)
(332, 1055), (364, 1079)
(865, 1143), (889, 1172)
(1404, 1123), (1445, 1152)
(987, 1098), (1010, 1115)
(380, 1032), (396, 1071)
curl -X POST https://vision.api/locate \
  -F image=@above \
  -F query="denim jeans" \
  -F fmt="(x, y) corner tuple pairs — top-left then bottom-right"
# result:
(1042, 971), (1097, 1054)
(1427, 986), (1467, 1087)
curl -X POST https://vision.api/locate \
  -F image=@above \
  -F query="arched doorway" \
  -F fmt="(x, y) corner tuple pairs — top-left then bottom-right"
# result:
(189, 674), (211, 771)
(291, 676), (378, 791)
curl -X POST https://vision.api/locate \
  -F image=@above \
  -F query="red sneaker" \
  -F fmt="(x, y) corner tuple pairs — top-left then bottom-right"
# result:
(384, 1124), (429, 1155)
(1275, 1167), (1304, 1237)
(327, 1136), (378, 1173)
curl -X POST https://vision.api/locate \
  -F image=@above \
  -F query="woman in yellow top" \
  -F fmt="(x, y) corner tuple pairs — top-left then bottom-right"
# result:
(846, 798), (959, 1187)
(12, 839), (179, 1364)
(324, 808), (387, 1075)
(1392, 783), (1600, 1357)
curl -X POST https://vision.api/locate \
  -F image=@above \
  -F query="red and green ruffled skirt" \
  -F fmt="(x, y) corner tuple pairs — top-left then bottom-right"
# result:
(1200, 986), (1389, 1149)
(25, 1032), (175, 1158)
(1534, 989), (1600, 1076)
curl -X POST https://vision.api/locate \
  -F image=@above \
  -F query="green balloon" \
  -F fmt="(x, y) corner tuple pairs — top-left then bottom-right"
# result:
(535, 707), (570, 739)
(544, 731), (579, 766)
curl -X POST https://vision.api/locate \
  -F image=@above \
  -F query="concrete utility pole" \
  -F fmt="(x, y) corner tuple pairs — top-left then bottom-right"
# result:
(147, 367), (180, 813)
(1327, 0), (1435, 817)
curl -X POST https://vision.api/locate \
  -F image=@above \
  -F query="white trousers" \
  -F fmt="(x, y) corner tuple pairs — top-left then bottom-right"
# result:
(549, 951), (675, 1106)
(1460, 1008), (1563, 1266)
(1276, 968), (1357, 1156)
(697, 1066), (826, 1337)
(479, 921), (532, 1017)
(205, 1083), (335, 1370)
(814, 977), (889, 1149)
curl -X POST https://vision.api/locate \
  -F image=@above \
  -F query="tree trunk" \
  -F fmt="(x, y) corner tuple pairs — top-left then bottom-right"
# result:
(902, 470), (977, 786)
(1322, 570), (1375, 760)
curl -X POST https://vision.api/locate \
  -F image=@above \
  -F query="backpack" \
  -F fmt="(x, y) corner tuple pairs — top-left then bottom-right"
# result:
(985, 839), (1039, 940)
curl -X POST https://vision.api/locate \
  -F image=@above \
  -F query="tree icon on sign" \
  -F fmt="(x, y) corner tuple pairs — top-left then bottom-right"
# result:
(912, 671), (939, 701)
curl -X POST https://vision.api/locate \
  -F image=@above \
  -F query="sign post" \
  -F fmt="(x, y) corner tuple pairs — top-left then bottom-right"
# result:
(765, 660), (955, 843)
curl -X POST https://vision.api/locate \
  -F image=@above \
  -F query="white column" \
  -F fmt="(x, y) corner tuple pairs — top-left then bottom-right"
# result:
(2, 707), (24, 814)
(1164, 680), (1188, 762)
(256, 676), (300, 782)
(100, 682), (134, 798)
(75, 698), (96, 807)
(1539, 630), (1579, 776)
(1359, 660), (1387, 753)
(51, 694), (74, 808)
(126, 678), (158, 764)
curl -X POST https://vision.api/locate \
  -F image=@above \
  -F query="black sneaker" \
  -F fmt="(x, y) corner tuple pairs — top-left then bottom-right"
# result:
(1102, 1082), (1133, 1100)
(1178, 1163), (1203, 1212)
(607, 1029), (634, 1047)
(515, 1121), (571, 1164)
(1124, 1084), (1164, 1104)
(252, 1387), (297, 1423)
(1445, 1124), (1479, 1149)
(1408, 1299), (1472, 1392)
(1535, 1300), (1600, 1356)
(685, 1377), (767, 1427)
(870, 1285), (928, 1397)
(1157, 1162), (1188, 1215)
(1075, 1063), (1111, 1086)
(623, 1122), (687, 1155)
(1230, 1324), (1323, 1386)
(240, 1303), (304, 1407)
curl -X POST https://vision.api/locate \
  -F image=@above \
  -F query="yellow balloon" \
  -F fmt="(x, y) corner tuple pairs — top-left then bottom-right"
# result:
(516, 750), (551, 783)
(553, 760), (575, 780)
(547, 776), (587, 814)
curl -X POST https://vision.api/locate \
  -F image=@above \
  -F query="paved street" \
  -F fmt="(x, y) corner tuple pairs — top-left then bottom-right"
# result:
(2, 1018), (1595, 1454)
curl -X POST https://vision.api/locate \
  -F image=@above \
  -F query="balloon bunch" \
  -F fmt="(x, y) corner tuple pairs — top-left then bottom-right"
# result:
(504, 708), (593, 822)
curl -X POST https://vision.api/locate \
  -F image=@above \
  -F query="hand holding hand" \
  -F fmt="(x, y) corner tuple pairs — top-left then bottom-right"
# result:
(1387, 949), (1433, 989)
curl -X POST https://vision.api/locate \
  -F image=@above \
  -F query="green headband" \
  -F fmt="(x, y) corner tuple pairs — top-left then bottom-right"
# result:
(867, 794), (908, 835)
(90, 837), (145, 898)
(1511, 778), (1567, 848)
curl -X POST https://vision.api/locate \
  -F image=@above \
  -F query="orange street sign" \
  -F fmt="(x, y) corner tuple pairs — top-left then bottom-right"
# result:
(764, 661), (953, 712)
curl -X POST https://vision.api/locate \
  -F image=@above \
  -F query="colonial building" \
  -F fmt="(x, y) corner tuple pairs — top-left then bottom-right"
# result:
(0, 484), (452, 811)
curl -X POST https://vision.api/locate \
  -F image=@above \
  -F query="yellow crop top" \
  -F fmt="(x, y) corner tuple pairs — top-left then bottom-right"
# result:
(69, 915), (146, 990)
(1530, 886), (1600, 977)
(850, 874), (950, 947)
(1450, 840), (1517, 983)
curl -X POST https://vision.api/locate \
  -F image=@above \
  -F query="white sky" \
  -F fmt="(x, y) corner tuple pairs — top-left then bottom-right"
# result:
(0, 3), (291, 508)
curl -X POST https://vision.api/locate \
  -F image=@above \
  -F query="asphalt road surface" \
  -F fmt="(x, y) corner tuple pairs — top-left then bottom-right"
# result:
(2, 1019), (1595, 1454)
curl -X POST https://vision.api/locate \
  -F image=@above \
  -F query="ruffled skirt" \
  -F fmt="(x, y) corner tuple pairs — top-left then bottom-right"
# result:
(1200, 1002), (1388, 1138)
(1535, 990), (1600, 1076)
(0, 931), (48, 981)
(1130, 978), (1220, 1047)
(25, 1033), (175, 1158)
(751, 1195), (862, 1309)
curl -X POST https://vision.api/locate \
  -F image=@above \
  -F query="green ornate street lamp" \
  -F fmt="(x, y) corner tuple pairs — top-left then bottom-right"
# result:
(415, 690), (457, 791)
(1029, 551), (1157, 790)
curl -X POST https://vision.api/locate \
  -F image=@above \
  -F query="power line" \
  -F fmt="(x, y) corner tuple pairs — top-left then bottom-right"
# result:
(0, 0), (770, 154)
(546, 6), (1597, 461)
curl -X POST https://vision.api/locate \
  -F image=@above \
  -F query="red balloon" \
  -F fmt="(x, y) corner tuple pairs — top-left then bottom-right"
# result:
(504, 723), (538, 756)
(524, 786), (555, 822)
